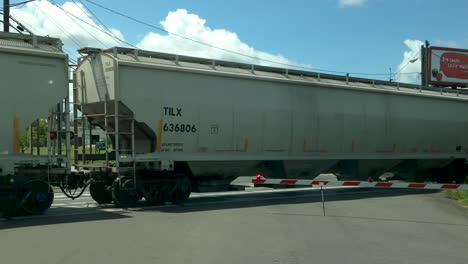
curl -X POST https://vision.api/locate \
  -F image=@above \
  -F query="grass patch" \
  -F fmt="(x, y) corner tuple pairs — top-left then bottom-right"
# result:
(444, 190), (468, 206)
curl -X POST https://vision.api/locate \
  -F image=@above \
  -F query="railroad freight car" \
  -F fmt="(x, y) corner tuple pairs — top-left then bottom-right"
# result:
(74, 47), (468, 206)
(0, 32), (71, 216)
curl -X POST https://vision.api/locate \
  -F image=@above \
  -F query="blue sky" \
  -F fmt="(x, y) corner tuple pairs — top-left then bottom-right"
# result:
(7, 0), (468, 83)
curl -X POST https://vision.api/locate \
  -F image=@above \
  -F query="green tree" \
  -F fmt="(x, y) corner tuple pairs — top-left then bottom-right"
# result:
(19, 127), (29, 153)
(19, 119), (48, 153)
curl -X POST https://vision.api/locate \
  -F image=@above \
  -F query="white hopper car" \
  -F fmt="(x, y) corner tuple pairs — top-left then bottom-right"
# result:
(73, 47), (468, 206)
(0, 32), (71, 216)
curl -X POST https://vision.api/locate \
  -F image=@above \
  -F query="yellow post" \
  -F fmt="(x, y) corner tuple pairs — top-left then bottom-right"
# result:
(302, 139), (307, 152)
(13, 117), (20, 154)
(243, 137), (249, 152)
(156, 119), (163, 152)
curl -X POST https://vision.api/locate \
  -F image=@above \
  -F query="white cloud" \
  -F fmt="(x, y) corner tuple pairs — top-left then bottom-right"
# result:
(10, 0), (126, 56)
(395, 39), (423, 84)
(435, 40), (458, 48)
(339, 0), (367, 7)
(136, 9), (308, 68)
(10, 2), (305, 68)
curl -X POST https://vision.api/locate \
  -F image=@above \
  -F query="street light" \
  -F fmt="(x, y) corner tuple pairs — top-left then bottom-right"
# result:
(407, 58), (422, 81)
(393, 57), (420, 82)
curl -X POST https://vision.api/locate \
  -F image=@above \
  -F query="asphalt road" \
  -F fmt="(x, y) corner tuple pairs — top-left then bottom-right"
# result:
(1, 184), (467, 264)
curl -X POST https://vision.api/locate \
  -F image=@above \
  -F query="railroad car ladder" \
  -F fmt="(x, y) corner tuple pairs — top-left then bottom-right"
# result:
(73, 72), (137, 190)
(102, 97), (137, 190)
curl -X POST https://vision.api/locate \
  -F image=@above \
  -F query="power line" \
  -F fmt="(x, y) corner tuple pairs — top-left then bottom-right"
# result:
(5, 6), (78, 64)
(34, 1), (85, 48)
(68, 56), (77, 64)
(47, 0), (135, 48)
(9, 12), (33, 33)
(83, 0), (316, 70)
(74, 0), (126, 46)
(83, 0), (417, 77)
(7, 0), (419, 77)
(52, 0), (107, 47)
(392, 46), (451, 82)
(12, 0), (412, 77)
(8, 1), (33, 9)
(393, 47), (422, 80)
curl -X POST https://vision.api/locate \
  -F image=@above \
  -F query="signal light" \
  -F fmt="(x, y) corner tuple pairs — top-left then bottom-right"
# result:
(50, 131), (75, 140)
(49, 132), (57, 140)
(256, 174), (263, 179)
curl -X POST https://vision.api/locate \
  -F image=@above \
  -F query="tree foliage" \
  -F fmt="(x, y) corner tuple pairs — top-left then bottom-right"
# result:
(19, 119), (48, 153)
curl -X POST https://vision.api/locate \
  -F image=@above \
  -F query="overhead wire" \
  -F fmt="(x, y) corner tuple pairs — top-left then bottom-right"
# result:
(83, 0), (317, 71)
(74, 0), (127, 46)
(47, 0), (136, 49)
(5, 6), (78, 64)
(68, 54), (78, 64)
(6, 0), (421, 78)
(392, 46), (452, 82)
(2, 7), (78, 64)
(7, 0), (36, 9)
(82, 0), (419, 77)
(52, 0), (107, 48)
(0, 9), (20, 33)
(34, 3), (82, 64)
(9, 12), (33, 32)
(393, 47), (422, 80)
(34, 1), (85, 48)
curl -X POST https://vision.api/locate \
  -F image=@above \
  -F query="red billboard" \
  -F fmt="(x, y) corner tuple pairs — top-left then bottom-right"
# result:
(428, 46), (468, 87)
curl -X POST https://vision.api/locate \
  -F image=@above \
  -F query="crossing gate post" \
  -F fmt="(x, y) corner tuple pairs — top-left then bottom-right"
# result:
(320, 183), (325, 216)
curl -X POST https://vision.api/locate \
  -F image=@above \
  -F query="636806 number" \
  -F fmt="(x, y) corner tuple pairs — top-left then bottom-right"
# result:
(163, 123), (197, 133)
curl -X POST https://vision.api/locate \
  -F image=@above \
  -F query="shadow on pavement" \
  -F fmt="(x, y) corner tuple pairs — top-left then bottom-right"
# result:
(0, 188), (446, 229)
(0, 209), (131, 230)
(268, 212), (468, 227)
(138, 188), (441, 214)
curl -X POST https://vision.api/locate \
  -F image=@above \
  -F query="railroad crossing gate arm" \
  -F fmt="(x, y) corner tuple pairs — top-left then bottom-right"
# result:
(251, 177), (468, 190)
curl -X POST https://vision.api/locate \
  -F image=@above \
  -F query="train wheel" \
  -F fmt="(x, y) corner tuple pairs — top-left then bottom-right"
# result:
(112, 178), (140, 207)
(432, 163), (465, 183)
(89, 182), (113, 204)
(170, 174), (191, 204)
(19, 180), (54, 215)
(1, 199), (15, 219)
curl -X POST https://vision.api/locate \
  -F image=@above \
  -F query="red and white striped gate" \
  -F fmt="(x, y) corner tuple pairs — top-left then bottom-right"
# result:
(252, 177), (468, 190)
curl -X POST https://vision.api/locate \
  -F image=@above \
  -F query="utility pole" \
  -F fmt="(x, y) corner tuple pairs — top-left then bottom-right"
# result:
(421, 40), (430, 86)
(3, 0), (9, 32)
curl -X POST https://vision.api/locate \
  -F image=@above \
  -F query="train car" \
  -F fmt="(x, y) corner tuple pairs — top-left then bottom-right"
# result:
(0, 32), (71, 216)
(74, 47), (468, 206)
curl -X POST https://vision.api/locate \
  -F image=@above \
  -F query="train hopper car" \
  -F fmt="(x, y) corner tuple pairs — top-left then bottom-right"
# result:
(0, 32), (70, 216)
(74, 47), (468, 205)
